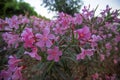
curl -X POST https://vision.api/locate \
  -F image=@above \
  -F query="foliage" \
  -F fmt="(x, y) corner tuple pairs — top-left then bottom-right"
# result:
(0, 5), (120, 80)
(41, 0), (83, 16)
(0, 0), (37, 18)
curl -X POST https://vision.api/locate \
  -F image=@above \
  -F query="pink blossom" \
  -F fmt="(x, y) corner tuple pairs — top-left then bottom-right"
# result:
(76, 52), (86, 60)
(0, 70), (12, 80)
(58, 14), (71, 28)
(73, 13), (82, 25)
(113, 59), (118, 64)
(92, 73), (99, 80)
(75, 26), (91, 41)
(47, 46), (62, 62)
(105, 75), (111, 80)
(12, 66), (23, 80)
(101, 5), (112, 17)
(100, 54), (105, 62)
(53, 24), (65, 35)
(105, 42), (112, 50)
(2, 32), (20, 48)
(114, 47), (118, 51)
(5, 15), (20, 30)
(82, 6), (94, 19)
(91, 35), (102, 47)
(20, 16), (29, 24)
(8, 55), (21, 65)
(53, 13), (72, 35)
(35, 28), (55, 48)
(77, 48), (94, 60)
(0, 55), (24, 80)
(115, 35), (120, 42)
(8, 55), (22, 71)
(92, 34), (102, 42)
(105, 74), (116, 80)
(111, 74), (117, 80)
(21, 28), (35, 48)
(106, 50), (110, 57)
(24, 47), (41, 60)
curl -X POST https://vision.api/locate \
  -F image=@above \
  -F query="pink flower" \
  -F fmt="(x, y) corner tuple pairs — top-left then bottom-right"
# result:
(82, 6), (94, 19)
(105, 75), (111, 80)
(105, 42), (112, 50)
(100, 54), (105, 62)
(12, 66), (23, 80)
(5, 15), (20, 30)
(77, 48), (94, 60)
(8, 55), (21, 71)
(115, 35), (120, 42)
(53, 24), (65, 35)
(2, 32), (20, 48)
(113, 59), (118, 64)
(77, 52), (86, 60)
(92, 73), (99, 80)
(24, 47), (41, 60)
(92, 34), (102, 42)
(47, 46), (62, 62)
(8, 55), (21, 65)
(35, 28), (55, 48)
(53, 13), (72, 35)
(75, 26), (91, 41)
(73, 13), (82, 25)
(0, 55), (23, 80)
(21, 28), (35, 48)
(101, 5), (112, 17)
(20, 16), (29, 24)
(0, 70), (12, 80)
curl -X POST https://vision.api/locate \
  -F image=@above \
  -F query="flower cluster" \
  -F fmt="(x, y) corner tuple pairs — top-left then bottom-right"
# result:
(0, 5), (120, 79)
(0, 56), (23, 80)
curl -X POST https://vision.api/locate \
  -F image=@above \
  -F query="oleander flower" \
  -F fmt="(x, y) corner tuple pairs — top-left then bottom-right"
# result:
(21, 28), (35, 48)
(92, 73), (99, 80)
(12, 66), (23, 80)
(35, 27), (55, 48)
(100, 54), (105, 62)
(8, 55), (21, 71)
(73, 13), (82, 25)
(0, 70), (12, 80)
(2, 32), (20, 48)
(77, 48), (94, 60)
(47, 46), (62, 62)
(5, 15), (20, 30)
(75, 26), (91, 41)
(24, 47), (41, 60)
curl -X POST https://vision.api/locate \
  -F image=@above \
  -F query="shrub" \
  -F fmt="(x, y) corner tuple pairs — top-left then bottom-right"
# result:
(0, 5), (120, 80)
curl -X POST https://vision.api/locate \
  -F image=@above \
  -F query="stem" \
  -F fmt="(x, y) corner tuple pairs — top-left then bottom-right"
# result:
(71, 28), (75, 44)
(0, 30), (11, 32)
(63, 42), (72, 52)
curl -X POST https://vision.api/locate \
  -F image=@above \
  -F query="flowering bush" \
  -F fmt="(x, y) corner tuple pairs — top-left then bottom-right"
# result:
(0, 5), (120, 80)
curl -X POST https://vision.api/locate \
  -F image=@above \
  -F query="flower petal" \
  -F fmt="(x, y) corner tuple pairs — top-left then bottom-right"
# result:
(35, 33), (43, 39)
(47, 55), (53, 61)
(48, 34), (55, 39)
(46, 40), (52, 48)
(43, 28), (50, 36)
(36, 40), (44, 48)
(54, 56), (59, 62)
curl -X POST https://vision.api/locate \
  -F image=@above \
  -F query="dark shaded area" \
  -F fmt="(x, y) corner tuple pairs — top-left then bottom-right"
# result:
(0, 0), (38, 19)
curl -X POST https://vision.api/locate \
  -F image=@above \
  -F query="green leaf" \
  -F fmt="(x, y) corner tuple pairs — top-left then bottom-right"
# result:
(54, 66), (68, 80)
(16, 46), (24, 57)
(47, 61), (54, 72)
(62, 56), (77, 64)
